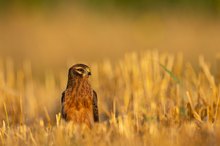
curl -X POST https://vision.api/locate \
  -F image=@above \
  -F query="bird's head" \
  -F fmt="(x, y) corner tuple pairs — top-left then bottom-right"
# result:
(68, 64), (91, 78)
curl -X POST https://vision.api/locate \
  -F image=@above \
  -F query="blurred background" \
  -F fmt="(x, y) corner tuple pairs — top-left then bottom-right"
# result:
(0, 0), (220, 126)
(0, 0), (220, 70)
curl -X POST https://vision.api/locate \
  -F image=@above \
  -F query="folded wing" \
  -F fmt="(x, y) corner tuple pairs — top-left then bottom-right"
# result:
(93, 90), (99, 122)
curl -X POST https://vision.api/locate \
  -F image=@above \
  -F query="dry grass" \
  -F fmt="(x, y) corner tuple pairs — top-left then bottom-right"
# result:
(0, 51), (220, 146)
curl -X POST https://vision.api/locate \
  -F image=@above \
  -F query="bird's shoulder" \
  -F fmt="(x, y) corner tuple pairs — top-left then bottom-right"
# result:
(93, 90), (97, 101)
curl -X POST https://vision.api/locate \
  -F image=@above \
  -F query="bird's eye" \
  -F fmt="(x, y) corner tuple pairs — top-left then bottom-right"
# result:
(77, 68), (84, 72)
(75, 68), (85, 75)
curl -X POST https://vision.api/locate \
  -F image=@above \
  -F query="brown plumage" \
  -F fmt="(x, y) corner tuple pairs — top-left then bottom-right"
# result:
(61, 64), (99, 127)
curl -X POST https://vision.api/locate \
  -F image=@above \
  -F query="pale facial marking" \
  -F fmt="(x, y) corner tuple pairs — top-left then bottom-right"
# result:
(74, 66), (91, 76)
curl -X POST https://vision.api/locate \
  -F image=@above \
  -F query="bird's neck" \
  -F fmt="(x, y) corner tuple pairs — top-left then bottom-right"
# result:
(66, 76), (89, 89)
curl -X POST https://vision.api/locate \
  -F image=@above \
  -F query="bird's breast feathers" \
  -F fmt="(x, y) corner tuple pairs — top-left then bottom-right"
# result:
(63, 78), (94, 124)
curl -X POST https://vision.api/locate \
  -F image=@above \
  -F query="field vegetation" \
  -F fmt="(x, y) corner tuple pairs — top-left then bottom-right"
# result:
(1, 1), (220, 145)
(0, 51), (219, 146)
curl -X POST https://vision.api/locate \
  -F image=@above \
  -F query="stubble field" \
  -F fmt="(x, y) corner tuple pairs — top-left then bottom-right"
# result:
(0, 51), (220, 146)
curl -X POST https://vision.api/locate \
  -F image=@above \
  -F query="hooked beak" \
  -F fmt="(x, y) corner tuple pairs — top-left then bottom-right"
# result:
(82, 69), (91, 77)
(85, 67), (91, 76)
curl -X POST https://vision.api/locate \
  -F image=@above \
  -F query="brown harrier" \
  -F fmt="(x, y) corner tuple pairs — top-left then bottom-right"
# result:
(61, 64), (99, 127)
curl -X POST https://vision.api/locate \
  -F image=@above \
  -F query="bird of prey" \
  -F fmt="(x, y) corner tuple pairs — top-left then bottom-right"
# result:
(61, 64), (99, 127)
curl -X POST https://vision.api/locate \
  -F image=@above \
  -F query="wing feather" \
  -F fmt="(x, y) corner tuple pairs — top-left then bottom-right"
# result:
(61, 91), (67, 119)
(93, 90), (99, 122)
